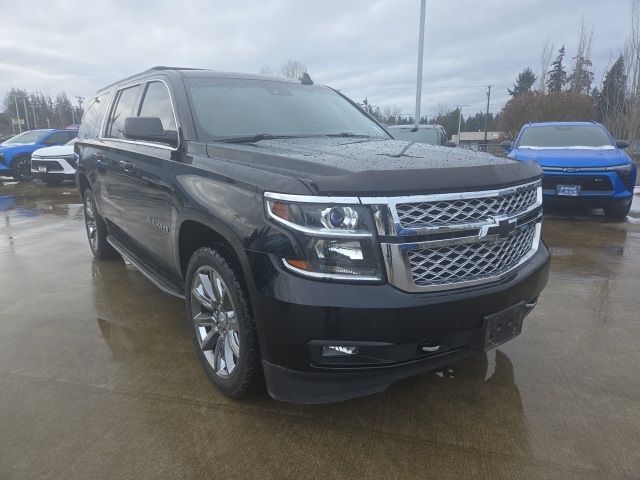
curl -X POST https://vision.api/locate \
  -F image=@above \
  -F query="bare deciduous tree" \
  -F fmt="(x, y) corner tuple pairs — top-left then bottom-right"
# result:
(538, 39), (554, 93)
(258, 64), (274, 75)
(280, 59), (307, 80)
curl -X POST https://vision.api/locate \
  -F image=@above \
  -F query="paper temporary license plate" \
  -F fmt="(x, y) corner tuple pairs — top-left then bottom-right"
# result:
(556, 184), (580, 196)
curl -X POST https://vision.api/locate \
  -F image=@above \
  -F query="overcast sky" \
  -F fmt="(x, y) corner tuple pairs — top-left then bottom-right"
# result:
(0, 0), (634, 119)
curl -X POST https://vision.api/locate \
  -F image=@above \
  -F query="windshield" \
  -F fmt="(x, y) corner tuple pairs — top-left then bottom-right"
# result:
(2, 130), (48, 145)
(517, 125), (614, 149)
(390, 128), (439, 145)
(185, 77), (388, 141)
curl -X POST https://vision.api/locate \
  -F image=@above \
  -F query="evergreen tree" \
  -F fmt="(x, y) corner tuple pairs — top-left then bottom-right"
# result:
(599, 56), (626, 121)
(508, 68), (537, 96)
(547, 46), (567, 93)
(568, 54), (594, 95)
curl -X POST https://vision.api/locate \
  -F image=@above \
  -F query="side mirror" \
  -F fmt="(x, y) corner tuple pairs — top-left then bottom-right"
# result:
(616, 140), (629, 149)
(500, 140), (513, 152)
(124, 117), (178, 146)
(444, 141), (457, 148)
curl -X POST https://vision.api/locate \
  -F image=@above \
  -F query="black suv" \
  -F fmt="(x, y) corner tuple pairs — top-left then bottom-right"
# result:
(76, 67), (550, 403)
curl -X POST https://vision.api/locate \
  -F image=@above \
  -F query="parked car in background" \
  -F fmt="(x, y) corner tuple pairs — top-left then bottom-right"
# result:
(387, 124), (454, 146)
(505, 122), (636, 219)
(0, 129), (78, 181)
(76, 67), (549, 403)
(31, 138), (79, 185)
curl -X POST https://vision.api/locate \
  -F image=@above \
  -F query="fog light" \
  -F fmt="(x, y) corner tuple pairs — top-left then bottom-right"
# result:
(322, 345), (359, 357)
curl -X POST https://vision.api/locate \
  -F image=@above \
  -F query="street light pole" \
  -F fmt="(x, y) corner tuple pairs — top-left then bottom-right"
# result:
(453, 104), (468, 146)
(22, 97), (30, 130)
(413, 0), (427, 130)
(13, 95), (22, 133)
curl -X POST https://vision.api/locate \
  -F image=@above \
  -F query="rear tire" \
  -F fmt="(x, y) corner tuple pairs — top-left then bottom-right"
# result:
(10, 155), (33, 182)
(185, 247), (261, 399)
(604, 202), (632, 220)
(42, 176), (64, 186)
(83, 188), (117, 259)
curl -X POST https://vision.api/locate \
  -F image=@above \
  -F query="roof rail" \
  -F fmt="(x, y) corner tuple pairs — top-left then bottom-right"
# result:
(97, 66), (206, 93)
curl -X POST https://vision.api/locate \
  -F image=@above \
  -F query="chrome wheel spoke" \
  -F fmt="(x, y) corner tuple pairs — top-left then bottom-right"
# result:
(214, 335), (226, 374)
(228, 330), (240, 358)
(223, 333), (236, 373)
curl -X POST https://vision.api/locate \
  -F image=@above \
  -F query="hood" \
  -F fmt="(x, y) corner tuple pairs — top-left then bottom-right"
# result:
(512, 147), (630, 168)
(0, 143), (30, 150)
(31, 145), (74, 157)
(205, 137), (541, 195)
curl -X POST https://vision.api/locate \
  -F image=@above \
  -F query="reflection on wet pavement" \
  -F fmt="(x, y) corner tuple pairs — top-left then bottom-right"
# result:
(1, 180), (640, 479)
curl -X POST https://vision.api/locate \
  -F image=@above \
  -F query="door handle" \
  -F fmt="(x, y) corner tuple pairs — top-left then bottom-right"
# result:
(119, 160), (134, 171)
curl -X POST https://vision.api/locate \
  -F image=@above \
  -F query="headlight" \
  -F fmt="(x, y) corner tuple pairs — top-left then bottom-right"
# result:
(264, 193), (383, 281)
(610, 163), (635, 190)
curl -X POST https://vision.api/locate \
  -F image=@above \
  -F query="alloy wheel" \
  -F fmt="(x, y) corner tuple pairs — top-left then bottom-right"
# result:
(191, 266), (240, 378)
(84, 194), (98, 251)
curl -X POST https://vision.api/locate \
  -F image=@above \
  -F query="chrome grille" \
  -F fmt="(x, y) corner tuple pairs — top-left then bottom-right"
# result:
(396, 184), (538, 228)
(407, 223), (536, 287)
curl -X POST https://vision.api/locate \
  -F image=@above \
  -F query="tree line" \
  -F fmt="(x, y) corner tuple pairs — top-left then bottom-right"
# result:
(500, 1), (640, 140)
(0, 89), (84, 136)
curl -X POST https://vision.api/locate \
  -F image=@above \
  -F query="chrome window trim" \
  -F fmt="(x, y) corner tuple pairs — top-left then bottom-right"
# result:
(99, 78), (180, 152)
(381, 223), (541, 293)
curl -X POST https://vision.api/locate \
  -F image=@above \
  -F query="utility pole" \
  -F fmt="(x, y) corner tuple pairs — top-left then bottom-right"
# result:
(30, 104), (38, 129)
(413, 0), (427, 130)
(454, 104), (468, 146)
(13, 94), (22, 133)
(22, 96), (30, 130)
(483, 85), (492, 148)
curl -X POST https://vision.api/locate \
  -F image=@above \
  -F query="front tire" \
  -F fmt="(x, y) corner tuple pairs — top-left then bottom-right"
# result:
(186, 247), (261, 398)
(604, 202), (632, 219)
(83, 188), (117, 259)
(10, 155), (33, 181)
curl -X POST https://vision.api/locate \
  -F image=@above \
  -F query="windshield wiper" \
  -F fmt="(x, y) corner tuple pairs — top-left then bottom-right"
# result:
(324, 132), (371, 138)
(216, 133), (301, 144)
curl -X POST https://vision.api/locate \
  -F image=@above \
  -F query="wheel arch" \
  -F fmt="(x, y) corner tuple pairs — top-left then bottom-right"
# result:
(177, 219), (254, 289)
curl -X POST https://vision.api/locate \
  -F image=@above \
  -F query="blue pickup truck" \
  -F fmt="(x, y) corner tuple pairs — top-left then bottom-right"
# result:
(505, 122), (636, 219)
(0, 129), (78, 181)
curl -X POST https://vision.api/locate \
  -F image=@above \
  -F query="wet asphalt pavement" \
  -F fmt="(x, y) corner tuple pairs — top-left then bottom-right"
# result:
(1, 178), (640, 480)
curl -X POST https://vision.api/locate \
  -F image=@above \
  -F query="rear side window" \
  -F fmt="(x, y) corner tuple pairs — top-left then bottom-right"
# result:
(106, 85), (142, 139)
(43, 131), (71, 145)
(78, 92), (111, 139)
(138, 82), (177, 132)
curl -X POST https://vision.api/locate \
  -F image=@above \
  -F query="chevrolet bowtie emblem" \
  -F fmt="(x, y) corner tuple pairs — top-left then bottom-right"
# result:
(479, 217), (518, 239)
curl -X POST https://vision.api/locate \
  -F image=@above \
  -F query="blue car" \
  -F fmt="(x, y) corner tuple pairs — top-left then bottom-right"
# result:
(505, 122), (636, 219)
(0, 129), (78, 181)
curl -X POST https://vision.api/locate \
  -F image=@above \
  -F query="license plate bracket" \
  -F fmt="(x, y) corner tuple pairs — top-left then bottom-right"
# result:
(471, 302), (525, 351)
(556, 184), (581, 196)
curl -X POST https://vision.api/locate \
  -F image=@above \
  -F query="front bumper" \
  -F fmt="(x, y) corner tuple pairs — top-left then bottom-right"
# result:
(249, 244), (550, 403)
(541, 169), (634, 207)
(31, 157), (76, 178)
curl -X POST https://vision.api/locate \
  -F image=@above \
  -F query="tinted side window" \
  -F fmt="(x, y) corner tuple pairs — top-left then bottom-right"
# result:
(43, 131), (71, 145)
(106, 85), (142, 139)
(138, 82), (176, 132)
(78, 93), (110, 139)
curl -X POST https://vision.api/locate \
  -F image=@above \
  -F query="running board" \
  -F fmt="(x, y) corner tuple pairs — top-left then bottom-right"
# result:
(107, 236), (185, 299)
